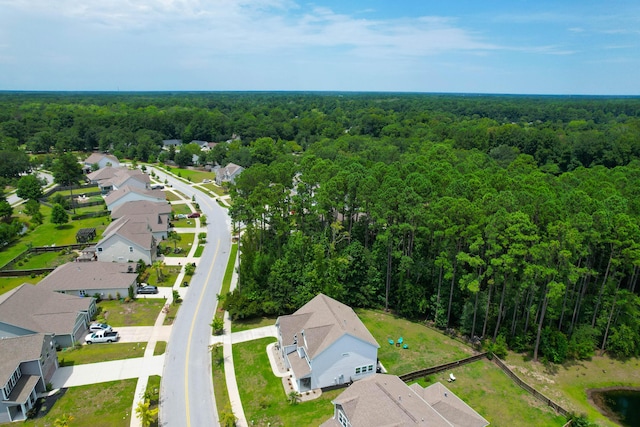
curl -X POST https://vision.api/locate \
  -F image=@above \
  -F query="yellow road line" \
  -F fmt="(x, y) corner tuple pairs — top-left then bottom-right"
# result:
(185, 238), (221, 426)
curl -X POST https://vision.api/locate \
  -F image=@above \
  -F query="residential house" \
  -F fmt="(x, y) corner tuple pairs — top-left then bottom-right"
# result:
(0, 334), (58, 423)
(104, 186), (166, 212)
(95, 217), (158, 264)
(321, 374), (490, 427)
(0, 284), (96, 349)
(276, 294), (379, 392)
(37, 261), (138, 300)
(111, 200), (172, 241)
(215, 162), (244, 185)
(162, 139), (182, 150)
(83, 153), (120, 172)
(191, 140), (211, 151)
(87, 167), (150, 194)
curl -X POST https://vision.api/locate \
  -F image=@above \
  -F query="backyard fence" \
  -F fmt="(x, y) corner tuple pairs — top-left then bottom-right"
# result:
(0, 268), (54, 277)
(491, 356), (569, 417)
(0, 244), (89, 271)
(398, 353), (488, 382)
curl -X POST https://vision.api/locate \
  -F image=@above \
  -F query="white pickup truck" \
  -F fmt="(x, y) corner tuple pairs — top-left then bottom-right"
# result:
(85, 330), (120, 344)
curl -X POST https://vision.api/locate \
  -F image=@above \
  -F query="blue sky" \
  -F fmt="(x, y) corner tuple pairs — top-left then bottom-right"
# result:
(0, 0), (638, 94)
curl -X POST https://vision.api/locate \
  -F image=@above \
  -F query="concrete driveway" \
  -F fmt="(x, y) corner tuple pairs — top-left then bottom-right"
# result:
(117, 326), (172, 343)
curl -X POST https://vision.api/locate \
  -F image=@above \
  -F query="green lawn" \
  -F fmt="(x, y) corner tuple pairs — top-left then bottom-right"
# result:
(0, 276), (42, 295)
(73, 203), (107, 214)
(232, 316), (277, 333)
(412, 359), (566, 427)
(356, 309), (473, 374)
(202, 183), (226, 197)
(211, 343), (232, 424)
(171, 217), (197, 228)
(154, 341), (167, 356)
(51, 186), (100, 197)
(164, 191), (184, 202)
(0, 208), (109, 267)
(172, 203), (193, 216)
(162, 232), (195, 257)
(58, 342), (146, 366)
(21, 379), (137, 427)
(169, 167), (215, 183)
(14, 250), (78, 270)
(141, 264), (182, 287)
(504, 353), (640, 427)
(145, 375), (161, 426)
(194, 245), (204, 257)
(97, 299), (166, 327)
(234, 338), (341, 426)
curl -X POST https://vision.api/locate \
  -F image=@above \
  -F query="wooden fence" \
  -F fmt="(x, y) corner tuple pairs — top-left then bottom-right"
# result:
(0, 244), (89, 271)
(0, 268), (55, 277)
(398, 353), (488, 382)
(491, 356), (569, 417)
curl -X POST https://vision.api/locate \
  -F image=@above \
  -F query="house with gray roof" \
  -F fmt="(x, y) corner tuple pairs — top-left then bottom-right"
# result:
(83, 153), (120, 171)
(95, 216), (158, 265)
(111, 200), (172, 241)
(276, 294), (379, 392)
(322, 374), (490, 427)
(0, 334), (58, 423)
(104, 186), (166, 212)
(162, 139), (182, 150)
(37, 261), (138, 299)
(0, 284), (96, 349)
(87, 167), (150, 194)
(215, 162), (244, 185)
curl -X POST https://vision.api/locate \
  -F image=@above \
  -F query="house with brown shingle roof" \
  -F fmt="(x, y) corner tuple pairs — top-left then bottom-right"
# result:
(83, 153), (120, 171)
(0, 333), (58, 423)
(37, 261), (138, 299)
(104, 186), (165, 212)
(87, 167), (150, 194)
(321, 374), (490, 427)
(276, 294), (379, 392)
(0, 284), (95, 349)
(95, 216), (158, 265)
(111, 200), (172, 241)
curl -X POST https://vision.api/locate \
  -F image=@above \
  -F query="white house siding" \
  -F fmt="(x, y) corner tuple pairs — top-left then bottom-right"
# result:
(96, 236), (153, 264)
(61, 287), (131, 299)
(98, 158), (119, 169)
(311, 334), (378, 389)
(114, 178), (147, 192)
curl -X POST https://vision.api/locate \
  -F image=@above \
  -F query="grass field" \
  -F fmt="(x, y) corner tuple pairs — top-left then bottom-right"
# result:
(201, 183), (226, 197)
(0, 276), (43, 295)
(15, 250), (78, 269)
(413, 359), (566, 427)
(171, 203), (193, 216)
(164, 191), (183, 202)
(58, 342), (146, 366)
(154, 341), (167, 356)
(0, 208), (109, 267)
(97, 299), (166, 326)
(357, 309), (473, 374)
(168, 167), (215, 183)
(232, 316), (277, 333)
(21, 379), (137, 427)
(234, 337), (342, 426)
(211, 343), (232, 424)
(162, 232), (195, 257)
(142, 264), (182, 287)
(171, 217), (197, 228)
(503, 352), (640, 427)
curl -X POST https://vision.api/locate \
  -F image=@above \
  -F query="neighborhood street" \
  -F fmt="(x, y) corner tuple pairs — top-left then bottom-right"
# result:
(153, 169), (232, 427)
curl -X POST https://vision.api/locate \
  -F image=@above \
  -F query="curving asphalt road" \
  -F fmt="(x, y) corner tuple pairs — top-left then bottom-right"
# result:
(154, 169), (232, 427)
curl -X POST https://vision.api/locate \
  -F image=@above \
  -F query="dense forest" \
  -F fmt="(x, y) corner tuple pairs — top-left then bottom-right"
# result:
(1, 92), (640, 363)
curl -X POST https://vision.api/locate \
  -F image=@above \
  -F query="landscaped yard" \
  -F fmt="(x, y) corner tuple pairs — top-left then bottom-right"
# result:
(164, 191), (184, 202)
(502, 352), (640, 427)
(232, 316), (277, 333)
(356, 309), (473, 374)
(20, 379), (137, 427)
(166, 167), (215, 183)
(172, 203), (193, 216)
(0, 276), (44, 295)
(171, 217), (197, 228)
(14, 250), (79, 270)
(412, 359), (566, 427)
(140, 264), (182, 287)
(234, 337), (342, 426)
(162, 232), (195, 257)
(58, 342), (146, 366)
(97, 299), (166, 327)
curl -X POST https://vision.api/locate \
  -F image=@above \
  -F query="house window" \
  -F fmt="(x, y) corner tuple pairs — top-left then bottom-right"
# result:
(368, 365), (374, 372)
(129, 246), (134, 252)
(79, 290), (87, 297)
(355, 367), (361, 374)
(338, 409), (351, 427)
(97, 247), (103, 252)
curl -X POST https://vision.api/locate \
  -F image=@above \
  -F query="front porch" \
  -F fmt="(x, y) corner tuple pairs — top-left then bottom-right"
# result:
(266, 342), (322, 402)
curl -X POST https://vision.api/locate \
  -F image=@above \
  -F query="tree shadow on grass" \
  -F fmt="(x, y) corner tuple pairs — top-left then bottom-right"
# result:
(55, 224), (74, 230)
(31, 388), (67, 419)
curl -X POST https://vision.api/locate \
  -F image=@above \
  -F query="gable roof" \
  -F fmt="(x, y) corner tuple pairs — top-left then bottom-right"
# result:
(104, 186), (165, 208)
(0, 284), (93, 336)
(0, 333), (50, 384)
(111, 201), (172, 219)
(277, 294), (379, 359)
(87, 167), (149, 188)
(409, 382), (489, 427)
(37, 261), (138, 292)
(99, 216), (155, 250)
(84, 153), (119, 165)
(162, 139), (182, 146)
(324, 374), (453, 427)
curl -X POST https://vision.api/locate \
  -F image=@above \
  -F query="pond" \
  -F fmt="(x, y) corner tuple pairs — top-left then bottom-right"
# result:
(589, 388), (640, 427)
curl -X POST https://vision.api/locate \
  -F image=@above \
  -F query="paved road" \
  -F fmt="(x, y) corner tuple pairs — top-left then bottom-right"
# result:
(154, 169), (231, 427)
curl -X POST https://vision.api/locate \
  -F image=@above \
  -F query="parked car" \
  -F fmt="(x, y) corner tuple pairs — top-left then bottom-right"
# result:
(202, 179), (211, 183)
(187, 212), (201, 218)
(85, 330), (120, 344)
(89, 323), (112, 332)
(137, 285), (159, 294)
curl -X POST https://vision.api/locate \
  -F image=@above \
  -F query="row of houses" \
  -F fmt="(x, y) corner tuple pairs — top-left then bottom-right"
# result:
(276, 294), (490, 427)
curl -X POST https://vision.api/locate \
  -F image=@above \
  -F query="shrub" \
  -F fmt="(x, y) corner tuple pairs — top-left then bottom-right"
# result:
(487, 334), (508, 359)
(568, 325), (596, 360)
(540, 327), (569, 364)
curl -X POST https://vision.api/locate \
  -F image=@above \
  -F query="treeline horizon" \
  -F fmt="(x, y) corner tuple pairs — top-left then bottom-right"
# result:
(1, 92), (640, 363)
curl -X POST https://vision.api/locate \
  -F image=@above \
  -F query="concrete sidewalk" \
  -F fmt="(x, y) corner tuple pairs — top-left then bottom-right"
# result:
(210, 325), (277, 346)
(51, 355), (165, 388)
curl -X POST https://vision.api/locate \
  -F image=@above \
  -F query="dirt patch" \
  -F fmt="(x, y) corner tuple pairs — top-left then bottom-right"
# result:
(32, 388), (68, 419)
